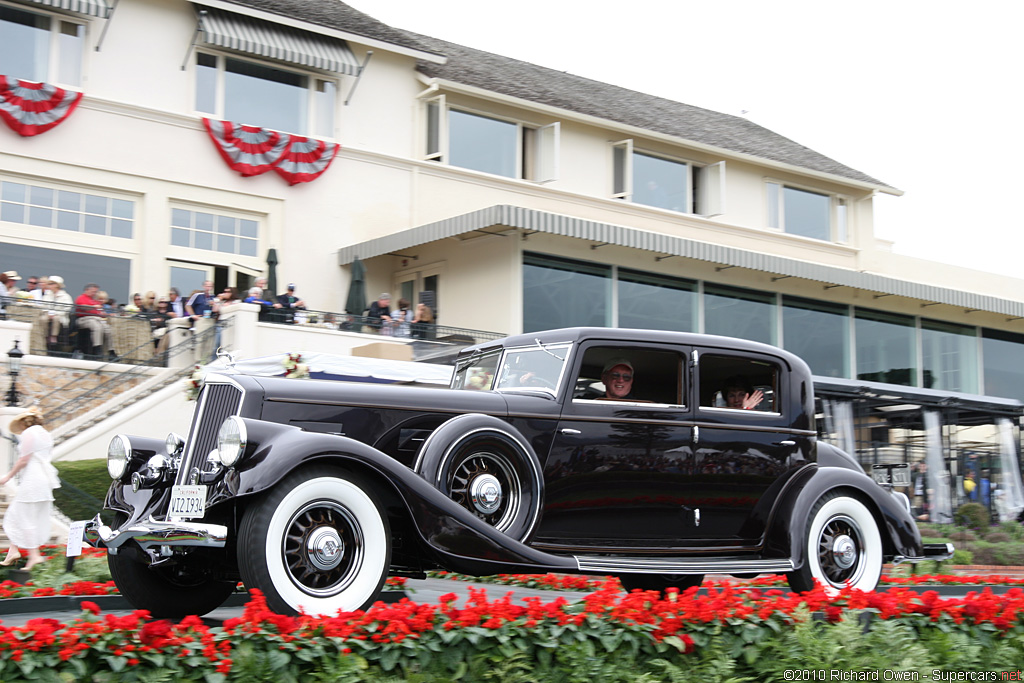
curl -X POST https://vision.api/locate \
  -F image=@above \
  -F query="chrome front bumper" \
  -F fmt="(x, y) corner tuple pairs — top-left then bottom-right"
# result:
(893, 542), (955, 564)
(84, 514), (228, 552)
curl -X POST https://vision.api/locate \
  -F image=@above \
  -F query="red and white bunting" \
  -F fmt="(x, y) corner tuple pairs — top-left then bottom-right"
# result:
(203, 118), (340, 185)
(273, 136), (340, 185)
(202, 118), (292, 177)
(0, 75), (83, 137)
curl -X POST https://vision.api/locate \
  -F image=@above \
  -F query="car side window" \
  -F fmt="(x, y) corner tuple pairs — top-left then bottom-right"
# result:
(699, 354), (780, 413)
(573, 347), (684, 406)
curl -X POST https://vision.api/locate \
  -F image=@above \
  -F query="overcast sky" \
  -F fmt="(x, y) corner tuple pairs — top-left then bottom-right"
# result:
(346, 0), (1024, 279)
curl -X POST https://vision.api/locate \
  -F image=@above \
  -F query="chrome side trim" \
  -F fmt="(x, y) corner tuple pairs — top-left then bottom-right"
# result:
(86, 515), (228, 551)
(575, 555), (794, 574)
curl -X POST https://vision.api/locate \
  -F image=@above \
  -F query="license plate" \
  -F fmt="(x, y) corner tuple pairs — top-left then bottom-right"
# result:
(872, 463), (910, 487)
(169, 485), (207, 519)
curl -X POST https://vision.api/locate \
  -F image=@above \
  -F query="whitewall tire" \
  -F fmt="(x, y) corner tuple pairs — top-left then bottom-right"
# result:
(238, 466), (391, 616)
(788, 492), (883, 595)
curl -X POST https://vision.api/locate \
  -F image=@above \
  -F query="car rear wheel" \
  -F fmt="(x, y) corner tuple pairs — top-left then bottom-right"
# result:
(107, 515), (236, 619)
(416, 414), (541, 541)
(619, 573), (704, 595)
(237, 466), (391, 616)
(787, 491), (882, 595)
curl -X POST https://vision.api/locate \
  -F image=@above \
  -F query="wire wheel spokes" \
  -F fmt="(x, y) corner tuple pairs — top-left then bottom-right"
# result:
(816, 514), (863, 587)
(449, 450), (521, 531)
(283, 500), (364, 596)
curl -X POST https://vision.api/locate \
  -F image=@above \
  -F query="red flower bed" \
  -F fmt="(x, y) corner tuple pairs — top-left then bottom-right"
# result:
(1, 582), (1023, 678)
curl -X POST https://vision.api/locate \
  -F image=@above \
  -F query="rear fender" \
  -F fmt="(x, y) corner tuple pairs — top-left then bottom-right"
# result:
(766, 456), (923, 569)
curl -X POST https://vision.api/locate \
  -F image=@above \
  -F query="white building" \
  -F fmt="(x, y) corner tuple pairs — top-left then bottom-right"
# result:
(2, 0), (1023, 512)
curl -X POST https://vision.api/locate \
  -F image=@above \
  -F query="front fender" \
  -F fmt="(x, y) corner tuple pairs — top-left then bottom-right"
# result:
(765, 460), (924, 570)
(214, 418), (577, 576)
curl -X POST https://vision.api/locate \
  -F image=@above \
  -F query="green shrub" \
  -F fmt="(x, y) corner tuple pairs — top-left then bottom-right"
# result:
(951, 548), (974, 565)
(998, 520), (1024, 541)
(954, 503), (990, 529)
(949, 529), (978, 544)
(983, 531), (1011, 543)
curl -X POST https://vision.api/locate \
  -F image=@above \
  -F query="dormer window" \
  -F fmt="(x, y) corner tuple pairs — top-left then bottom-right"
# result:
(424, 95), (560, 182)
(766, 182), (848, 243)
(611, 140), (725, 217)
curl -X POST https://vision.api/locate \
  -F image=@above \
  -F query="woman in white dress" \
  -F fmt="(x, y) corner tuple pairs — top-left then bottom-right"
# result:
(1, 407), (59, 571)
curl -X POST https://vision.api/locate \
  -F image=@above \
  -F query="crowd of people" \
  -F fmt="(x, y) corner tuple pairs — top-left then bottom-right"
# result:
(3, 270), (439, 356)
(364, 292), (435, 338)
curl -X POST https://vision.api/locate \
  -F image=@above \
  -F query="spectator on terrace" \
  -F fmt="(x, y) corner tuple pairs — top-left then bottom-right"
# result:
(366, 293), (392, 332)
(167, 288), (185, 318)
(42, 276), (73, 348)
(74, 283), (112, 357)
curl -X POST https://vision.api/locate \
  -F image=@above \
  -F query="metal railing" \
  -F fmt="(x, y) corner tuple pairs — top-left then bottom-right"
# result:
(1, 295), (189, 363)
(37, 321), (225, 432)
(255, 306), (504, 350)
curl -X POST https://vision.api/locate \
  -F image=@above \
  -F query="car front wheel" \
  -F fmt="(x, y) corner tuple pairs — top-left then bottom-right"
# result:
(108, 516), (236, 619)
(787, 491), (882, 595)
(237, 466), (391, 616)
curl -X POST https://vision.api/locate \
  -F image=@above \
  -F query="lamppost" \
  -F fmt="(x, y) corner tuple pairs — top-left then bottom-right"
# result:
(6, 339), (24, 407)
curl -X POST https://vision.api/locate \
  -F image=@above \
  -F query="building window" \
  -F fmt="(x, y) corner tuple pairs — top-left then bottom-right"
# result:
(618, 269), (696, 332)
(766, 182), (843, 242)
(1, 180), (133, 238)
(782, 297), (850, 378)
(704, 284), (777, 345)
(170, 208), (258, 256)
(424, 96), (559, 182)
(982, 329), (1024, 402)
(195, 52), (336, 136)
(855, 309), (916, 386)
(921, 320), (978, 393)
(612, 140), (725, 216)
(523, 253), (610, 333)
(0, 4), (83, 86)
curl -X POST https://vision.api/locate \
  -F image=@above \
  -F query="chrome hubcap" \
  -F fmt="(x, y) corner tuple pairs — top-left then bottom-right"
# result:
(306, 526), (345, 572)
(831, 534), (856, 569)
(284, 500), (363, 597)
(470, 474), (502, 514)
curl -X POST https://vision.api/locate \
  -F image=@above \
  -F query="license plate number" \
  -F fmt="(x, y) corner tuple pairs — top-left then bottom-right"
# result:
(169, 485), (207, 518)
(872, 463), (910, 487)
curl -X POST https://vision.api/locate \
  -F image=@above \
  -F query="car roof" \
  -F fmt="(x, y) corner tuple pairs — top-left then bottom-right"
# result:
(458, 327), (804, 368)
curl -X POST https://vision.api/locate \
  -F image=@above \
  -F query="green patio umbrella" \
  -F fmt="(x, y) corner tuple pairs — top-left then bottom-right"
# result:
(266, 248), (279, 299)
(345, 257), (367, 315)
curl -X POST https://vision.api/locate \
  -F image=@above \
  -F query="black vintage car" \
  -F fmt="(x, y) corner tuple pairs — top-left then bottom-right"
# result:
(85, 328), (951, 617)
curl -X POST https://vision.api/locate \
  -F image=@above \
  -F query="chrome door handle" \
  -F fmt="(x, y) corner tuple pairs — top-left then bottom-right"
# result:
(560, 428), (581, 435)
(775, 440), (796, 447)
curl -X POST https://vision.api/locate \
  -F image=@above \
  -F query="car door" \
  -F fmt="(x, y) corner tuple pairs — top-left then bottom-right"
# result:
(534, 341), (696, 549)
(689, 348), (811, 544)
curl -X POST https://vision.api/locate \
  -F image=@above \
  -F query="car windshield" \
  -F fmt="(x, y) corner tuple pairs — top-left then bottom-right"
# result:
(452, 351), (501, 391)
(493, 344), (570, 395)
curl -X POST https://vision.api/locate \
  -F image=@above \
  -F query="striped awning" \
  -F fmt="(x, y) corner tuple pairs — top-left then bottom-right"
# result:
(14, 0), (111, 18)
(336, 204), (1024, 319)
(197, 7), (360, 76)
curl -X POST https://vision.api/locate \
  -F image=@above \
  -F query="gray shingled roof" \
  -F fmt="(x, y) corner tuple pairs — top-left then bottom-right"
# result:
(225, 1), (893, 190)
(221, 0), (441, 57)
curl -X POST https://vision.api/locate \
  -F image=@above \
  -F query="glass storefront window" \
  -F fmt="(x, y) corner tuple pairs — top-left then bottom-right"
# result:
(782, 296), (849, 378)
(982, 329), (1024, 402)
(704, 284), (776, 345)
(618, 269), (696, 332)
(855, 309), (916, 386)
(922, 319), (978, 393)
(523, 253), (610, 333)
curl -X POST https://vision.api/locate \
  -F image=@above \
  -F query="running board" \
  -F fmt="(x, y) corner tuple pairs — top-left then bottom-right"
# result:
(575, 556), (795, 575)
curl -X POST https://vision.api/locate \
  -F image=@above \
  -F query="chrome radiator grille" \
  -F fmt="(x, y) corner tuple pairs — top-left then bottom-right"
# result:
(177, 382), (243, 484)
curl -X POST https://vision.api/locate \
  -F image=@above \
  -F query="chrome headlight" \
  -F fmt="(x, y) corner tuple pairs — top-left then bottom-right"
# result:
(165, 433), (185, 457)
(216, 417), (246, 468)
(107, 434), (130, 480)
